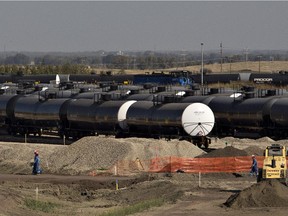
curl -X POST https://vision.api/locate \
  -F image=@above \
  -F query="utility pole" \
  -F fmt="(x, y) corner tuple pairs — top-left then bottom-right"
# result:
(220, 42), (223, 73)
(201, 43), (204, 95)
(229, 57), (232, 74)
(258, 56), (262, 73)
(244, 47), (249, 69)
(181, 49), (186, 69)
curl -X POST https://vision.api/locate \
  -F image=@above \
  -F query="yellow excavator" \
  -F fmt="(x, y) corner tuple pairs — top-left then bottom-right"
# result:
(257, 144), (287, 185)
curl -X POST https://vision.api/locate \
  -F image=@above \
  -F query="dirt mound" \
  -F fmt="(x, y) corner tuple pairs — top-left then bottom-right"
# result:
(256, 137), (275, 143)
(106, 179), (182, 205)
(197, 146), (248, 158)
(0, 136), (205, 175)
(45, 137), (206, 175)
(225, 179), (288, 208)
(243, 146), (264, 156)
(0, 142), (63, 174)
(0, 137), (206, 175)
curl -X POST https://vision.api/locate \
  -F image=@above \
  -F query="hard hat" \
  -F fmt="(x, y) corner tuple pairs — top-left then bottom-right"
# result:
(252, 154), (255, 158)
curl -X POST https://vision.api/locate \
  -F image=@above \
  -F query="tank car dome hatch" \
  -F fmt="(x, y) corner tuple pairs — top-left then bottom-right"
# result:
(175, 91), (186, 96)
(118, 100), (137, 130)
(41, 87), (49, 91)
(181, 103), (214, 136)
(230, 93), (242, 98)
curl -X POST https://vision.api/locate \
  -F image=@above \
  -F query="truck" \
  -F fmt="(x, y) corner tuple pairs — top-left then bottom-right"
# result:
(257, 144), (287, 185)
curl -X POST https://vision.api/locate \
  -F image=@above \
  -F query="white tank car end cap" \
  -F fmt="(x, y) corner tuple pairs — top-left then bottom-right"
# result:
(118, 100), (137, 130)
(181, 103), (215, 136)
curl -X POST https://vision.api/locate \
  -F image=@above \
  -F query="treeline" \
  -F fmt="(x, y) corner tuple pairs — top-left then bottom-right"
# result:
(0, 50), (288, 75)
(0, 64), (90, 76)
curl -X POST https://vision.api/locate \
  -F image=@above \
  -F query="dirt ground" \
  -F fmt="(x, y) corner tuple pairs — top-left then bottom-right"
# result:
(0, 134), (287, 216)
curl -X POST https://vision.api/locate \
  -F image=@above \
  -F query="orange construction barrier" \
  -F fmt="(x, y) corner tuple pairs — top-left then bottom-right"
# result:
(106, 156), (288, 175)
(149, 156), (276, 173)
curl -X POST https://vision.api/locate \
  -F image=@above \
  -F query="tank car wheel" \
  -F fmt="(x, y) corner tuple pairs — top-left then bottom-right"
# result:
(7, 128), (12, 135)
(11, 130), (16, 136)
(204, 140), (209, 149)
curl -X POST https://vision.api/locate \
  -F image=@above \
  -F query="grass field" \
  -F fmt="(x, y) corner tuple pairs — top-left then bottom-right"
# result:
(184, 61), (288, 74)
(121, 61), (288, 75)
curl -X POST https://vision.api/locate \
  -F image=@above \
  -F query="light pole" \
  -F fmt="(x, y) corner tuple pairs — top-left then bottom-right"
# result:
(258, 55), (262, 73)
(229, 56), (232, 74)
(201, 43), (204, 94)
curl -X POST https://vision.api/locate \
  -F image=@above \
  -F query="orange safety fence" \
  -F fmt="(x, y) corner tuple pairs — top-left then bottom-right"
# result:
(93, 156), (288, 176)
(149, 156), (288, 173)
(149, 156), (264, 173)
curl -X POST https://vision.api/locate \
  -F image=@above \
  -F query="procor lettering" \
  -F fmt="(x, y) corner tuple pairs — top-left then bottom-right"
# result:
(254, 78), (273, 83)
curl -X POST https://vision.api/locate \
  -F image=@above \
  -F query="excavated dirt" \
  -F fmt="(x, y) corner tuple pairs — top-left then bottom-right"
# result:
(0, 136), (206, 175)
(196, 146), (248, 158)
(0, 135), (287, 216)
(242, 146), (265, 156)
(225, 179), (288, 208)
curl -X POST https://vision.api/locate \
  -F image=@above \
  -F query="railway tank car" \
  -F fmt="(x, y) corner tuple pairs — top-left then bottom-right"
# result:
(203, 96), (278, 137)
(6, 95), (70, 136)
(125, 101), (214, 147)
(63, 99), (214, 147)
(63, 99), (137, 139)
(269, 98), (288, 138)
(3, 71), (288, 87)
(180, 94), (288, 139)
(0, 93), (215, 147)
(0, 94), (21, 126)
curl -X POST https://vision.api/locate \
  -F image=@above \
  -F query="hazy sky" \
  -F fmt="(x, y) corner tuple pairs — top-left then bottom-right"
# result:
(0, 1), (288, 52)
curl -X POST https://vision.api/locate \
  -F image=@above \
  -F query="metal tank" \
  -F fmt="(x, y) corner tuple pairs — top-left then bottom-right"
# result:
(11, 95), (69, 135)
(8, 95), (41, 135)
(0, 95), (18, 118)
(181, 95), (215, 105)
(226, 97), (275, 126)
(206, 96), (277, 135)
(34, 98), (70, 123)
(270, 97), (288, 127)
(36, 90), (78, 99)
(125, 93), (155, 101)
(65, 99), (137, 137)
(0, 94), (20, 127)
(73, 91), (103, 99)
(64, 99), (96, 137)
(13, 95), (41, 120)
(126, 101), (214, 139)
(191, 73), (240, 84)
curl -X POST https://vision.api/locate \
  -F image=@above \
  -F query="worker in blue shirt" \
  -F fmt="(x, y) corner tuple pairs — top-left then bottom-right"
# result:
(250, 155), (258, 176)
(32, 150), (42, 175)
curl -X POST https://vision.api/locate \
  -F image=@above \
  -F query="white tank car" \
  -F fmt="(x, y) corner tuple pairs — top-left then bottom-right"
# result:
(125, 101), (215, 147)
(181, 102), (215, 136)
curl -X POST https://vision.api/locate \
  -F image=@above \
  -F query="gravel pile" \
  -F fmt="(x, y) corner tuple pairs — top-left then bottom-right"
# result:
(47, 136), (205, 175)
(214, 137), (277, 150)
(196, 146), (248, 158)
(0, 136), (205, 175)
(1, 136), (286, 176)
(243, 146), (264, 156)
(0, 142), (63, 174)
(225, 179), (288, 208)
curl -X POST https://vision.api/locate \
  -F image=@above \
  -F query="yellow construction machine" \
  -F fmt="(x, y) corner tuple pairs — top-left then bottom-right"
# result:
(257, 144), (288, 185)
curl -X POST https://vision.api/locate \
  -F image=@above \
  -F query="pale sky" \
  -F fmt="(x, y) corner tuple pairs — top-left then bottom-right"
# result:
(0, 1), (287, 52)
